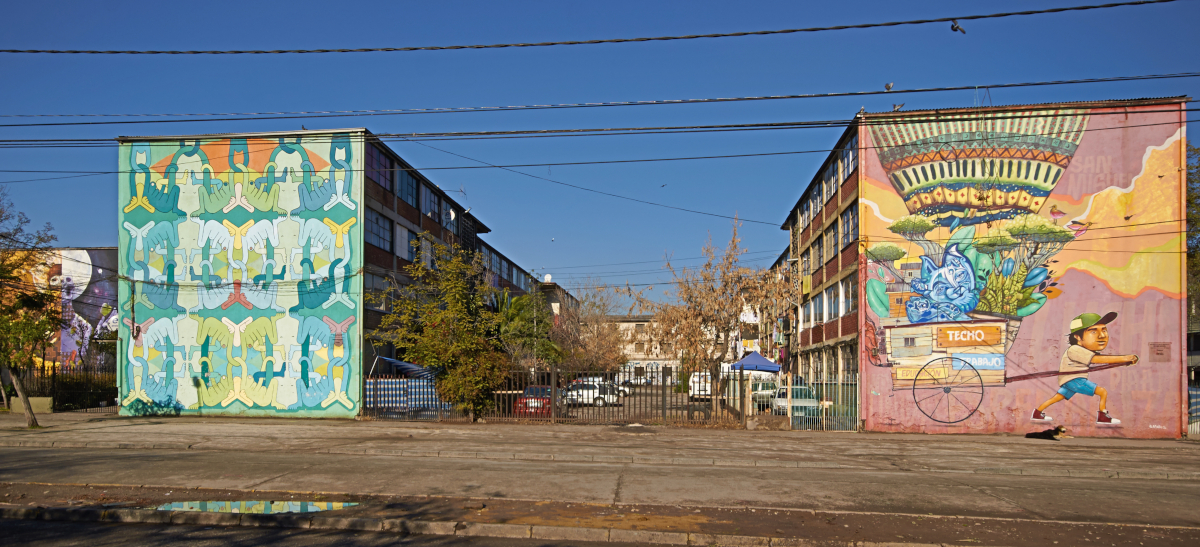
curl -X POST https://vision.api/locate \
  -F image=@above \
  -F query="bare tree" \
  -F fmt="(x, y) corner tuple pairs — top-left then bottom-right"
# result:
(550, 279), (631, 373)
(628, 221), (790, 416)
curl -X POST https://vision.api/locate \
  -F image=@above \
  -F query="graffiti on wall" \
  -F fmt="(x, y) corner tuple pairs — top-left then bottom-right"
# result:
(117, 133), (363, 417)
(860, 104), (1185, 437)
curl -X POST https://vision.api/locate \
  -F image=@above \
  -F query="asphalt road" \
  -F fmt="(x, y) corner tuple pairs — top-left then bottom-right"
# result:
(2, 445), (1197, 528)
(0, 519), (628, 547)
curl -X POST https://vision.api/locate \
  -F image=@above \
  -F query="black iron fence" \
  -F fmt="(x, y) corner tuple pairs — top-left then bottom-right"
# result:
(363, 367), (744, 426)
(5, 358), (118, 414)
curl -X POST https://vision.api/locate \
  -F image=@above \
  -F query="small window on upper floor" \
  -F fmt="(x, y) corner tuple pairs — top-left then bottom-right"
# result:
(365, 208), (393, 252)
(397, 168), (418, 208)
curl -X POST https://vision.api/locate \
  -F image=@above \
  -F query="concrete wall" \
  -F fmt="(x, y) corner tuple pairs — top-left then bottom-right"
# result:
(858, 103), (1187, 438)
(116, 132), (364, 417)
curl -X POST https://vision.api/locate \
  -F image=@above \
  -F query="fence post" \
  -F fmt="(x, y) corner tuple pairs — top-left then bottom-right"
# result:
(550, 366), (558, 424)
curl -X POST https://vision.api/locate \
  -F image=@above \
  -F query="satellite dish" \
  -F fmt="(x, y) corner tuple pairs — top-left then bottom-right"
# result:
(543, 274), (552, 283)
(442, 209), (455, 224)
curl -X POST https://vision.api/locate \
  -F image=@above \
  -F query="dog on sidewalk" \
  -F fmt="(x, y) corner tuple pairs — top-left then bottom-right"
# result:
(1025, 425), (1071, 441)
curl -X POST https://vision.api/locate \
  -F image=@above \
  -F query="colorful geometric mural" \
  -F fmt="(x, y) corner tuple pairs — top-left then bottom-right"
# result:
(859, 102), (1186, 438)
(116, 131), (364, 417)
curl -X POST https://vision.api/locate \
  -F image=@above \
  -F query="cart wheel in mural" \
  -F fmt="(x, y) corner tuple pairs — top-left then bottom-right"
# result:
(911, 357), (983, 424)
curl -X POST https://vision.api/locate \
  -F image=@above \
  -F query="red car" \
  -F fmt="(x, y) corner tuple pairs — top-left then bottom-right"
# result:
(513, 385), (556, 418)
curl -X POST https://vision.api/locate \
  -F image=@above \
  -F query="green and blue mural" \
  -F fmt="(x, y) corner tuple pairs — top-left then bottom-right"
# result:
(116, 131), (364, 417)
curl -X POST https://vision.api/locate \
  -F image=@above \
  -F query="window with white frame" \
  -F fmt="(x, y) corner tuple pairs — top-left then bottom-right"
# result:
(811, 188), (822, 215)
(824, 284), (840, 320)
(843, 272), (858, 315)
(824, 224), (838, 263)
(801, 199), (811, 229)
(365, 208), (392, 252)
(813, 291), (824, 324)
(802, 299), (811, 328)
(812, 235), (823, 267)
(840, 204), (858, 248)
(824, 164), (838, 200)
(842, 135), (858, 176)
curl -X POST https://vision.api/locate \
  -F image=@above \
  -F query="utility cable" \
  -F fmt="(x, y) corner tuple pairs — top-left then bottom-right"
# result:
(0, 1), (1175, 55)
(1, 71), (1195, 125)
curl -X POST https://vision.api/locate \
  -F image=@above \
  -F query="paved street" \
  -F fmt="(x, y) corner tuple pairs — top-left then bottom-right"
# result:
(2, 412), (1199, 545)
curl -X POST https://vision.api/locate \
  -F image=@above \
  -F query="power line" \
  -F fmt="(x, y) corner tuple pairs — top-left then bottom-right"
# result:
(547, 249), (781, 270)
(402, 137), (777, 225)
(0, 1), (1175, 55)
(2, 71), (1196, 125)
(0, 106), (1193, 150)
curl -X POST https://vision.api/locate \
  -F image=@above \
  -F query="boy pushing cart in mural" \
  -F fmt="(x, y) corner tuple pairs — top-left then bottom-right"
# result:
(1030, 312), (1139, 425)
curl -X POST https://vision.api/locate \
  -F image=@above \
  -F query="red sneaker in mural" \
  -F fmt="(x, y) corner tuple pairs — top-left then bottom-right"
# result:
(1096, 410), (1121, 425)
(1030, 409), (1052, 422)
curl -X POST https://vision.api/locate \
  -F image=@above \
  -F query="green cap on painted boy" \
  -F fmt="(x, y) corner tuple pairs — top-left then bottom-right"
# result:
(1068, 311), (1118, 334)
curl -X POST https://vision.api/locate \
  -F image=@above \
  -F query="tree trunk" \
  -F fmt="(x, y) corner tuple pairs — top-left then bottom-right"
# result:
(0, 366), (9, 409)
(2, 365), (39, 428)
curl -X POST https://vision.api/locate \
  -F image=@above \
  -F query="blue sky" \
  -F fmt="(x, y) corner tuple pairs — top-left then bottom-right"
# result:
(1, 0), (1196, 291)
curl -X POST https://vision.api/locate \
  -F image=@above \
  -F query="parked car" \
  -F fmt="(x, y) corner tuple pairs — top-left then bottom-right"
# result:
(750, 381), (778, 411)
(772, 386), (820, 416)
(621, 376), (652, 387)
(562, 383), (621, 407)
(688, 372), (715, 401)
(513, 385), (558, 417)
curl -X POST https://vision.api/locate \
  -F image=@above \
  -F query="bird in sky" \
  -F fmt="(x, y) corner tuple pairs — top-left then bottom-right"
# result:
(885, 82), (894, 92)
(1049, 205), (1066, 224)
(892, 104), (905, 111)
(950, 20), (966, 34)
(661, 184), (667, 187)
(1066, 220), (1093, 238)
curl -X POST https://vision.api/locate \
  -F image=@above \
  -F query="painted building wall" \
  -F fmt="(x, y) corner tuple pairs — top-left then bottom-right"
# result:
(116, 132), (364, 417)
(859, 103), (1187, 438)
(20, 248), (119, 367)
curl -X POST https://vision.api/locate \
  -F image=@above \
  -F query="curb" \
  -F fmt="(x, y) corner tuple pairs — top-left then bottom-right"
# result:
(4, 439), (1197, 480)
(0, 505), (966, 546)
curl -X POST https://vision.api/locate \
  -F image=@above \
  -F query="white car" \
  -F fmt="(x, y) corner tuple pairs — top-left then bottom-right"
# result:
(771, 386), (820, 417)
(688, 372), (718, 401)
(562, 383), (621, 407)
(751, 381), (778, 411)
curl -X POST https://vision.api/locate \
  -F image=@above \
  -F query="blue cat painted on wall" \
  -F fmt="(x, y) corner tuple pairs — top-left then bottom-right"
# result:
(906, 244), (979, 323)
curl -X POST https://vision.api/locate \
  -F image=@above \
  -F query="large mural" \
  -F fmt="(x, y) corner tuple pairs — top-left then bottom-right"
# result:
(859, 102), (1186, 438)
(117, 132), (364, 417)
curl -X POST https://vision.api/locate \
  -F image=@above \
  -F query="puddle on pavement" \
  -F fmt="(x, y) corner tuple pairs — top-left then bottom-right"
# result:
(154, 501), (358, 514)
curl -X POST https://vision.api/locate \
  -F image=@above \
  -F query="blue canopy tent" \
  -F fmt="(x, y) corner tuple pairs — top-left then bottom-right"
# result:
(369, 356), (437, 379)
(731, 351), (781, 373)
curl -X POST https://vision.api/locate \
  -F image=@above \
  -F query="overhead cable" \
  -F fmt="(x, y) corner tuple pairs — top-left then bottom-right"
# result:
(1, 71), (1196, 126)
(0, 1), (1175, 55)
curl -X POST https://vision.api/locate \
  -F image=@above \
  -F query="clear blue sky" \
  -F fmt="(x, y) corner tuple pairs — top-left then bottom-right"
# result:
(1, 0), (1196, 291)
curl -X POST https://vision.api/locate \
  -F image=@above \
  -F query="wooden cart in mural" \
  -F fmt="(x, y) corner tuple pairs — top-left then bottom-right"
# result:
(882, 315), (1140, 424)
(883, 314), (1020, 424)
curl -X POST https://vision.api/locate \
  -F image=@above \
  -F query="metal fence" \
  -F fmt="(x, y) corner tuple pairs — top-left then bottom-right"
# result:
(4, 359), (119, 414)
(363, 368), (742, 426)
(1188, 386), (1200, 437)
(791, 381), (859, 431)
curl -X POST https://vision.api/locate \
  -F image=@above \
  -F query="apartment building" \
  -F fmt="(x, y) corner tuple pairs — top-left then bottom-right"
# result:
(779, 97), (1189, 437)
(115, 128), (538, 418)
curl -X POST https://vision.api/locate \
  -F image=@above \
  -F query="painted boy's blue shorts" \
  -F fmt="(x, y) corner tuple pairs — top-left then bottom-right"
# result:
(1058, 378), (1098, 399)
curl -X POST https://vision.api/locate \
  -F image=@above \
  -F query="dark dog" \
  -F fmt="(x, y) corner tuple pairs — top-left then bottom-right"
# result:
(1025, 425), (1071, 441)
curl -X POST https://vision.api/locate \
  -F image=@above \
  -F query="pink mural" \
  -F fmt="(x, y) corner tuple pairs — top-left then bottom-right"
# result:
(858, 100), (1187, 438)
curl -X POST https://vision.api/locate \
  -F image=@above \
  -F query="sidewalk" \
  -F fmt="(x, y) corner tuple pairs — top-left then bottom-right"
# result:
(2, 411), (1198, 480)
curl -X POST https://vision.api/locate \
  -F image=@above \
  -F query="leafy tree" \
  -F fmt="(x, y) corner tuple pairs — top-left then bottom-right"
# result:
(497, 289), (561, 370)
(550, 281), (630, 372)
(368, 235), (507, 420)
(0, 187), (59, 428)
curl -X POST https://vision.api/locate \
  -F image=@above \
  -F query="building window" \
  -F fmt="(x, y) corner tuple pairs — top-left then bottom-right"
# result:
(397, 168), (418, 208)
(801, 199), (811, 229)
(635, 342), (645, 353)
(824, 285), (840, 320)
(405, 229), (418, 262)
(841, 204), (858, 248)
(444, 206), (458, 234)
(841, 344), (858, 381)
(365, 272), (390, 312)
(812, 236), (823, 267)
(365, 208), (392, 252)
(904, 337), (916, 347)
(843, 272), (858, 314)
(800, 249), (811, 277)
(813, 292), (824, 324)
(802, 299), (811, 328)
(841, 135), (858, 177)
(824, 224), (838, 263)
(365, 145), (392, 192)
(636, 324), (645, 333)
(422, 184), (440, 220)
(824, 164), (838, 201)
(811, 188), (822, 215)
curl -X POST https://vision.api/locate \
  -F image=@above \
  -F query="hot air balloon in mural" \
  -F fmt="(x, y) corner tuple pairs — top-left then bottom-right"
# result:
(868, 109), (1089, 228)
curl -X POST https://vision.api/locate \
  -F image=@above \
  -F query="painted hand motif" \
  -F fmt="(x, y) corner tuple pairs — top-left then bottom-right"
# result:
(243, 280), (283, 312)
(220, 280), (253, 310)
(322, 177), (356, 211)
(243, 218), (283, 251)
(296, 179), (335, 213)
(123, 181), (157, 214)
(196, 317), (234, 350)
(243, 180), (282, 214)
(123, 317), (156, 348)
(221, 219), (255, 251)
(124, 221), (155, 252)
(221, 182), (255, 214)
(192, 282), (232, 313)
(144, 180), (181, 214)
(143, 357), (180, 406)
(242, 316), (280, 352)
(121, 359), (153, 406)
(321, 218), (356, 249)
(220, 317), (253, 348)
(195, 219), (233, 252)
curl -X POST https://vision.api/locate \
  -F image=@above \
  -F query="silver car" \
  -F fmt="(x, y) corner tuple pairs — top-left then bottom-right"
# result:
(772, 386), (820, 416)
(562, 383), (621, 407)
